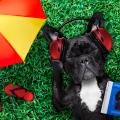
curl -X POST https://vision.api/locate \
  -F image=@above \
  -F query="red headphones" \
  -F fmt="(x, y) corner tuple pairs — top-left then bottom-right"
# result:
(92, 27), (112, 53)
(42, 12), (113, 61)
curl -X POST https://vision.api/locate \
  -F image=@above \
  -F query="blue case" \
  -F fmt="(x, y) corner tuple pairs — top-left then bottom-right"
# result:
(101, 81), (120, 116)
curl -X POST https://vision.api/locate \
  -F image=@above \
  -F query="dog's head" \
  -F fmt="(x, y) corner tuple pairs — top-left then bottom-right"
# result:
(64, 35), (105, 84)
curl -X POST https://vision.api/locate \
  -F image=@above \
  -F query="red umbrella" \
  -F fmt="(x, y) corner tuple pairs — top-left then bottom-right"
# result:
(0, 0), (47, 68)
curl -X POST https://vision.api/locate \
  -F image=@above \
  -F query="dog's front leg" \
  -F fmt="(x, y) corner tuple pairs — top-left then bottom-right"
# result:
(52, 61), (74, 112)
(52, 61), (65, 112)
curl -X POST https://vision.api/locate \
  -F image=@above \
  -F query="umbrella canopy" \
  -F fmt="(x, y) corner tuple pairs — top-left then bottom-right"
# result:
(0, 0), (47, 68)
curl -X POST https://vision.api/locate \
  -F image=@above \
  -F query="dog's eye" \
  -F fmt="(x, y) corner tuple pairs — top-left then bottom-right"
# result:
(91, 49), (98, 54)
(69, 42), (96, 58)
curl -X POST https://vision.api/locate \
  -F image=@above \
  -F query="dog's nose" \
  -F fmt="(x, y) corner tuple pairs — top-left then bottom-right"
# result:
(80, 56), (89, 64)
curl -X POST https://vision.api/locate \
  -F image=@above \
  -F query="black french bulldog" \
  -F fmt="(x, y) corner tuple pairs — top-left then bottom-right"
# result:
(42, 13), (113, 120)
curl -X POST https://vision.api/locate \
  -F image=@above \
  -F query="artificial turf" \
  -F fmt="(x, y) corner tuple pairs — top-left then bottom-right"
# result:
(0, 0), (120, 120)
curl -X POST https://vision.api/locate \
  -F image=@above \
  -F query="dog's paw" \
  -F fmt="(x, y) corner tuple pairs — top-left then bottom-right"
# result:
(52, 60), (63, 71)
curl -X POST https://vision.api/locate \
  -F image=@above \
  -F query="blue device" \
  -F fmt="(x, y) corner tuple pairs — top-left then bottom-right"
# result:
(101, 81), (120, 116)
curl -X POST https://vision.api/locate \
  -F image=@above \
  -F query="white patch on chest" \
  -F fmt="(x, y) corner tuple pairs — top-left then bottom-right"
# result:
(79, 78), (102, 112)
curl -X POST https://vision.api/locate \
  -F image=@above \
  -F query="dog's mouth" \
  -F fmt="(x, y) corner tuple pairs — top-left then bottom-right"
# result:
(82, 68), (95, 80)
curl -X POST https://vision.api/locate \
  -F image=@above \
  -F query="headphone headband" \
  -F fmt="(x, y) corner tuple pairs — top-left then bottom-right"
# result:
(58, 13), (112, 56)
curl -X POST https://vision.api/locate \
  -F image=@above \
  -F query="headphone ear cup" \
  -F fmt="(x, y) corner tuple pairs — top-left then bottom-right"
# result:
(92, 28), (112, 52)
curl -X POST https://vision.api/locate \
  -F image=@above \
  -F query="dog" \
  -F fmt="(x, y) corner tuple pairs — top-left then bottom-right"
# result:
(42, 12), (113, 120)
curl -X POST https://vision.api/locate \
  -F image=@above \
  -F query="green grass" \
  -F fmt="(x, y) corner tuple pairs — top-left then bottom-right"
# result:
(0, 0), (120, 119)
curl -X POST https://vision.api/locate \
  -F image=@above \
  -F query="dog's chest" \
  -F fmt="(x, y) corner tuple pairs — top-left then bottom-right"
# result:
(79, 79), (102, 112)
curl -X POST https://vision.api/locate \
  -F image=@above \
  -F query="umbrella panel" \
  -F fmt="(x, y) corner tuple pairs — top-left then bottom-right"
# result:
(0, 33), (23, 68)
(0, 15), (46, 61)
(0, 0), (46, 19)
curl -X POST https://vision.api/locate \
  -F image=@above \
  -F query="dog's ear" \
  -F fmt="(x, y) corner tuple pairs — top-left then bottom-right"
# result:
(42, 23), (64, 42)
(87, 12), (104, 33)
